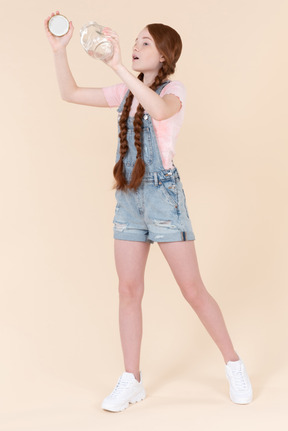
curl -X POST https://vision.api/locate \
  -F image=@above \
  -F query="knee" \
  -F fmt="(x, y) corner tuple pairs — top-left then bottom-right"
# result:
(118, 281), (144, 303)
(181, 280), (207, 309)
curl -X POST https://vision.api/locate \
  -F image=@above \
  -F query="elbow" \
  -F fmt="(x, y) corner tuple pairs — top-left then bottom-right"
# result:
(61, 88), (78, 103)
(153, 114), (163, 121)
(152, 105), (174, 121)
(61, 94), (72, 103)
(152, 110), (166, 121)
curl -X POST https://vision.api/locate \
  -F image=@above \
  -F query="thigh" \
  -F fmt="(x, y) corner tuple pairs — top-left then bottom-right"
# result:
(158, 240), (203, 290)
(114, 239), (151, 285)
(144, 179), (196, 243)
(113, 188), (153, 243)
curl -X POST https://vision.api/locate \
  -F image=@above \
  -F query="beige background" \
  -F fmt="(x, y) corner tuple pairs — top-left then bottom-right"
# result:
(0, 0), (287, 429)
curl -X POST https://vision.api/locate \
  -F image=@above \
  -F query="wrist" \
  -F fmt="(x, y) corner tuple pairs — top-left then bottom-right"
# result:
(112, 63), (125, 74)
(53, 47), (67, 55)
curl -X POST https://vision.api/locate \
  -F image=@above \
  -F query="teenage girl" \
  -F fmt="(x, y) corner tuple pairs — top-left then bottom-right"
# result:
(44, 11), (253, 412)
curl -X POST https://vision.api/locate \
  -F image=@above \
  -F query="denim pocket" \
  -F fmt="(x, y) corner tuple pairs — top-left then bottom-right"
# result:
(160, 179), (178, 207)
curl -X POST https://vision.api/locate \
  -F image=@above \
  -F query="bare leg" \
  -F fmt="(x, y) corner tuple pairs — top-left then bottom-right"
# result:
(158, 240), (239, 363)
(114, 239), (151, 382)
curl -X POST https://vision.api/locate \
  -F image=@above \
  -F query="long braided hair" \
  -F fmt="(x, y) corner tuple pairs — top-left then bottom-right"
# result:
(112, 23), (182, 192)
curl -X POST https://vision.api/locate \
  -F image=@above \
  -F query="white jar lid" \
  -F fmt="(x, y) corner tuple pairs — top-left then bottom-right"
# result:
(48, 15), (69, 37)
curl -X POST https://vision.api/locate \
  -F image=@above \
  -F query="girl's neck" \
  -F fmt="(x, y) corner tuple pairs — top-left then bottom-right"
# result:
(142, 70), (170, 87)
(143, 75), (154, 86)
(143, 70), (159, 86)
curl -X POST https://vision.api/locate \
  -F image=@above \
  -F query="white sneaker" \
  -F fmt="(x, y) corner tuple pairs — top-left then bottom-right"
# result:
(101, 371), (146, 412)
(225, 357), (253, 404)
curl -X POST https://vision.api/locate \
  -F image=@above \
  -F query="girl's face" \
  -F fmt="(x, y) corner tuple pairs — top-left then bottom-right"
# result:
(132, 27), (165, 74)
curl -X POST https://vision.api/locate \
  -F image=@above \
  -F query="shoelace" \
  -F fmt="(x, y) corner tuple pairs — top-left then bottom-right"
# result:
(230, 364), (249, 390)
(110, 377), (132, 398)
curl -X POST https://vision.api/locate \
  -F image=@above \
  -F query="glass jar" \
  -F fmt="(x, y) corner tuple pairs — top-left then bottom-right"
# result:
(80, 21), (114, 61)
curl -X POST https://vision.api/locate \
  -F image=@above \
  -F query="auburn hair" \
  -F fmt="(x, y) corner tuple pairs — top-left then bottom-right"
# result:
(112, 23), (182, 192)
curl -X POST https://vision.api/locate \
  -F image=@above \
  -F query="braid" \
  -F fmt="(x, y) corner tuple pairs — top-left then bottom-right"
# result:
(112, 64), (171, 192)
(127, 64), (170, 191)
(112, 73), (144, 191)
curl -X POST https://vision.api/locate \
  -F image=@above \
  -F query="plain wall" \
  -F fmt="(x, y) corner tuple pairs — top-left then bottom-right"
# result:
(0, 0), (287, 429)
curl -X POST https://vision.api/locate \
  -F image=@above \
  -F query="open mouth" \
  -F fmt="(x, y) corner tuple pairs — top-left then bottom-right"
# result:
(132, 55), (139, 60)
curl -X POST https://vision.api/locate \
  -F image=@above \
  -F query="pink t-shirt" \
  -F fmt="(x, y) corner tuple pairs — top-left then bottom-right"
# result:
(101, 81), (186, 169)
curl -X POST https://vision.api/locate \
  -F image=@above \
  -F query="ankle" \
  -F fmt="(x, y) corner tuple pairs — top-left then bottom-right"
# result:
(224, 351), (240, 364)
(129, 371), (140, 382)
(134, 372), (140, 382)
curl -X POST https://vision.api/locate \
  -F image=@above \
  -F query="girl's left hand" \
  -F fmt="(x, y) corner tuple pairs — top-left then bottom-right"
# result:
(102, 27), (122, 70)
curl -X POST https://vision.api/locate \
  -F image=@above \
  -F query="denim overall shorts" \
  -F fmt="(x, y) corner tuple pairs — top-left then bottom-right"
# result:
(112, 80), (196, 244)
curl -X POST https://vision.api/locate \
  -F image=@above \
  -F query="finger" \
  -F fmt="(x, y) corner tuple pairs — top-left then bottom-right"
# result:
(44, 11), (56, 26)
(106, 36), (119, 51)
(105, 34), (117, 45)
(103, 28), (118, 37)
(106, 34), (119, 43)
(68, 21), (74, 33)
(44, 16), (52, 31)
(109, 31), (119, 37)
(44, 12), (54, 25)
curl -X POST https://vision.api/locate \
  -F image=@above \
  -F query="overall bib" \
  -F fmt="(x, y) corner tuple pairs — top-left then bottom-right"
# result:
(112, 80), (196, 244)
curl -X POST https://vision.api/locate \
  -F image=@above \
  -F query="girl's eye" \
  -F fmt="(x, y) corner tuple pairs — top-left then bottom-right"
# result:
(143, 42), (149, 46)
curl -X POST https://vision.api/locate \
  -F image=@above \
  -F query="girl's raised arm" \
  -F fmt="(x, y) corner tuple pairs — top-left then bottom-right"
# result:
(102, 28), (181, 120)
(44, 11), (109, 107)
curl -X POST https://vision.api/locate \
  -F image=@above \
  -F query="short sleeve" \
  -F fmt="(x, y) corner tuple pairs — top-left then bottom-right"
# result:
(101, 83), (128, 107)
(159, 80), (186, 110)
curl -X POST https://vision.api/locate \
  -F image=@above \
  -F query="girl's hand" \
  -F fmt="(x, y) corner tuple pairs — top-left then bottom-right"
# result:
(44, 11), (74, 53)
(102, 27), (123, 70)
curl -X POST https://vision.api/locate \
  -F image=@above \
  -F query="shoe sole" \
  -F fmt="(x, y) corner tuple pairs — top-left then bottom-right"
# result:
(229, 392), (253, 404)
(102, 389), (146, 412)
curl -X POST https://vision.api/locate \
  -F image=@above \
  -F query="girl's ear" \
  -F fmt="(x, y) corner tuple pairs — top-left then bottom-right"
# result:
(160, 55), (165, 63)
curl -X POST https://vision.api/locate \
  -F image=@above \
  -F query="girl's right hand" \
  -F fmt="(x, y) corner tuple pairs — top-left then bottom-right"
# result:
(44, 11), (74, 52)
